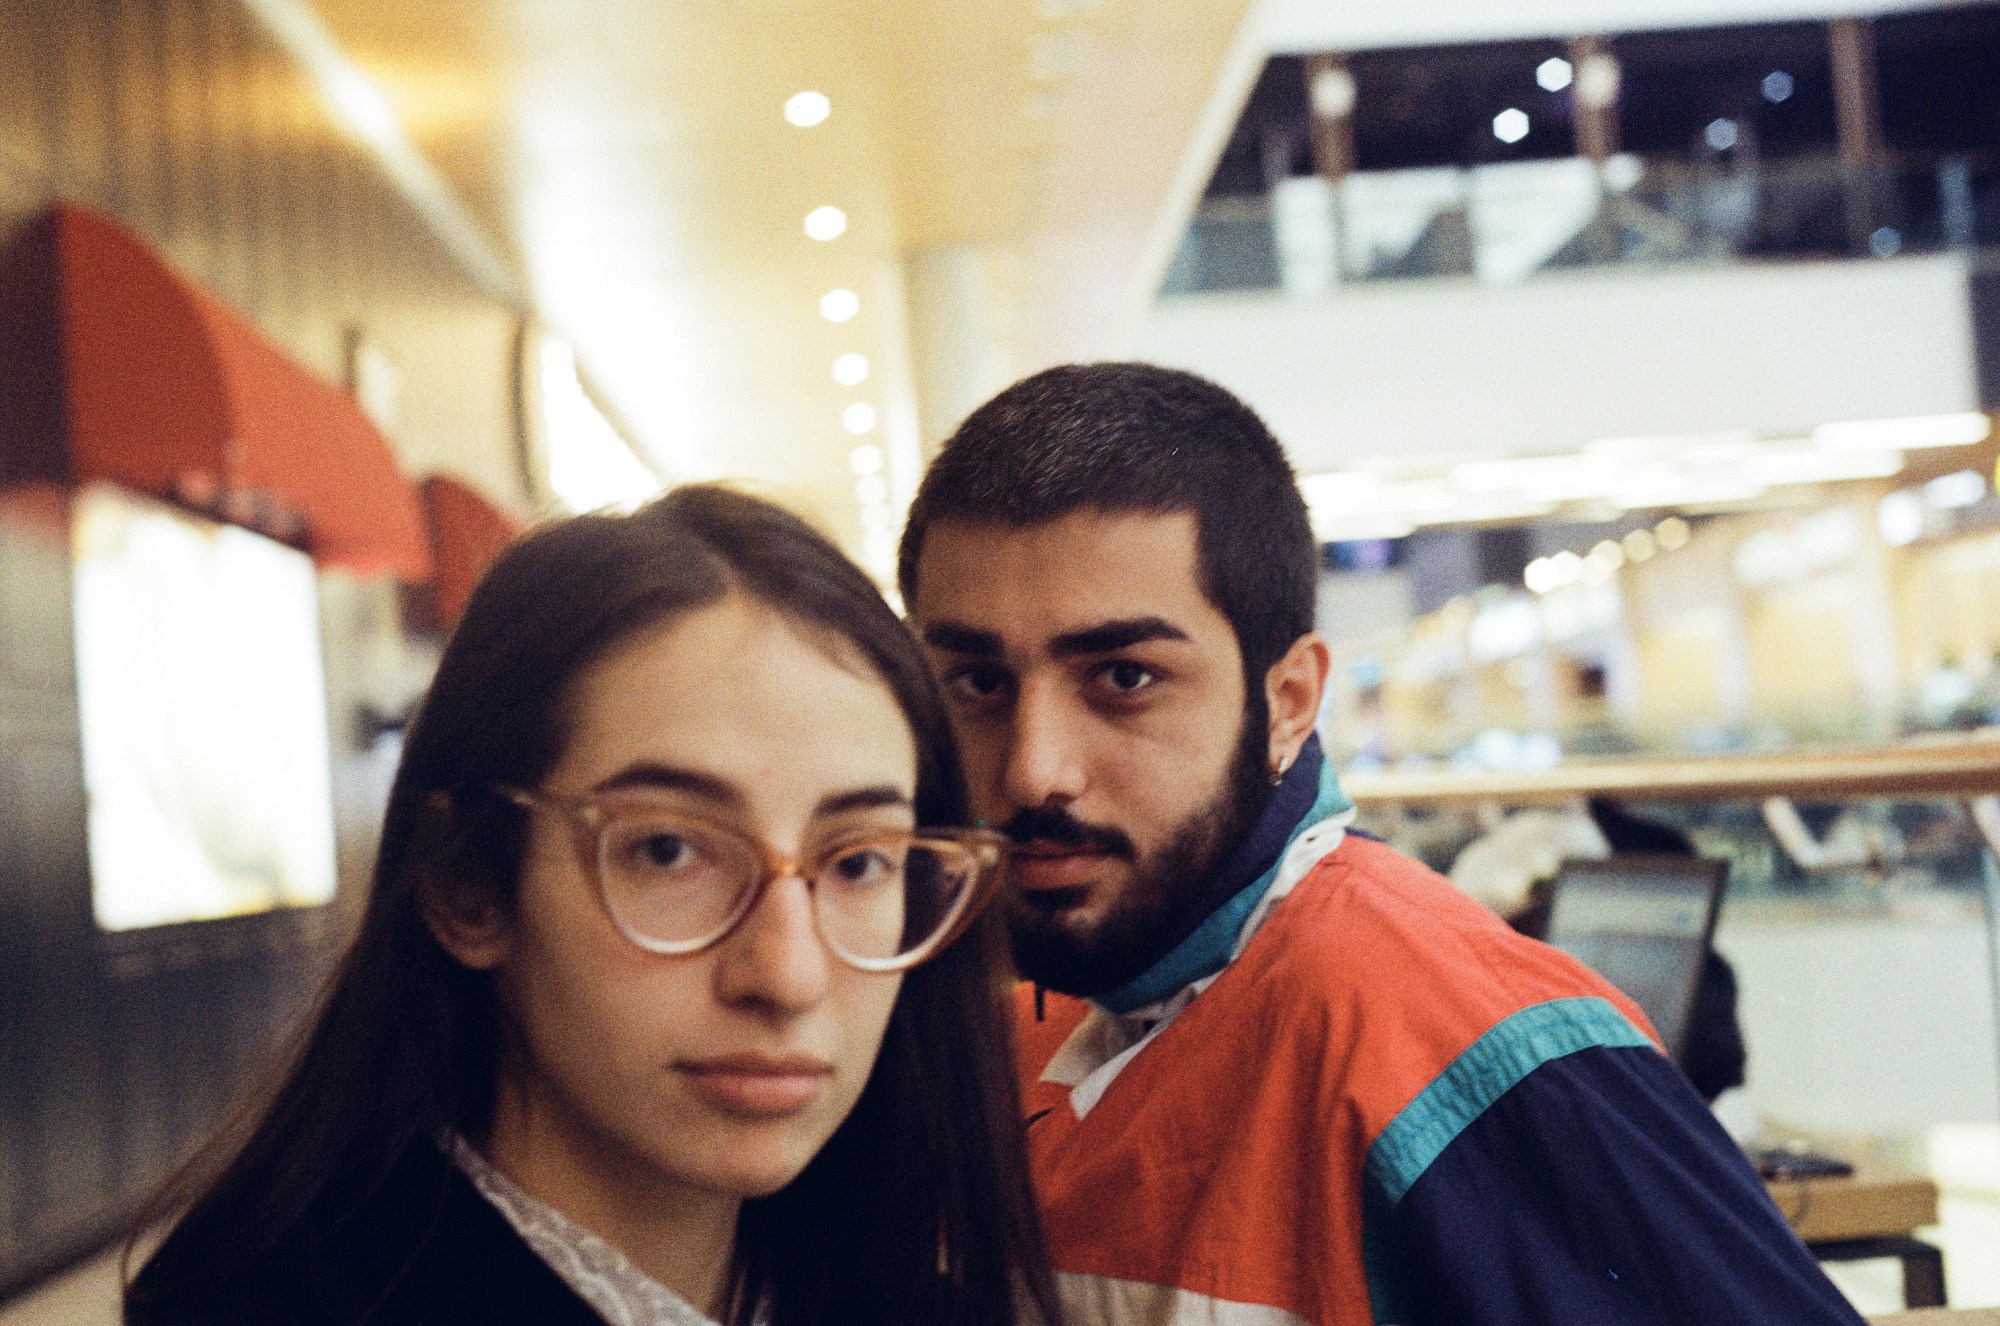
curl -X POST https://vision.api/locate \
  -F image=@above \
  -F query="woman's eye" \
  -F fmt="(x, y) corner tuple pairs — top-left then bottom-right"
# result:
(629, 832), (694, 871)
(825, 848), (901, 889)
(1099, 660), (1156, 693)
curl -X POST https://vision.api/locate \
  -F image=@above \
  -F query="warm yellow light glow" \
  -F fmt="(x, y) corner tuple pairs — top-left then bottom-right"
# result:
(539, 338), (663, 513)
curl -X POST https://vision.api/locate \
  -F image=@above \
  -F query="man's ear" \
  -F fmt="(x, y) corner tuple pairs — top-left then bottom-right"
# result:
(1263, 631), (1332, 773)
(419, 865), (514, 971)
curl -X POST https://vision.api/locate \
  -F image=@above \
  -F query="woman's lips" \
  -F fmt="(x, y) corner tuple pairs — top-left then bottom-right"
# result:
(676, 1053), (834, 1116)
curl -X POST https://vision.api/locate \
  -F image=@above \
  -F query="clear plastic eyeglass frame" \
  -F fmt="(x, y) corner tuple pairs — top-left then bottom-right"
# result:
(498, 785), (1009, 973)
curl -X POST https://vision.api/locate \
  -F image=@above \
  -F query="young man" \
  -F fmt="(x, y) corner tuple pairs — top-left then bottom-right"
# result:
(898, 363), (1864, 1326)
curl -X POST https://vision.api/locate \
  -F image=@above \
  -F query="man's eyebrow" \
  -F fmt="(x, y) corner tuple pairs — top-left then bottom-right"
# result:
(1050, 617), (1190, 658)
(920, 622), (1004, 656)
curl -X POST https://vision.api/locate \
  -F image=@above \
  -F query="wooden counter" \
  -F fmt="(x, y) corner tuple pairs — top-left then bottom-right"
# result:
(1344, 733), (2000, 808)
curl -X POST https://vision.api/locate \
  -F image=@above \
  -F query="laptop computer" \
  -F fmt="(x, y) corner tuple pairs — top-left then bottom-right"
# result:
(1544, 853), (1728, 1066)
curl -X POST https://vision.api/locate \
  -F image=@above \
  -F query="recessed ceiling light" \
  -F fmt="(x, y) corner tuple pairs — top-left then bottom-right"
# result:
(820, 288), (859, 322)
(804, 206), (847, 242)
(855, 475), (889, 505)
(1761, 70), (1795, 103)
(1536, 58), (1573, 93)
(1704, 118), (1739, 151)
(849, 444), (885, 476)
(1493, 108), (1530, 144)
(832, 353), (869, 386)
(842, 402), (877, 434)
(785, 91), (831, 127)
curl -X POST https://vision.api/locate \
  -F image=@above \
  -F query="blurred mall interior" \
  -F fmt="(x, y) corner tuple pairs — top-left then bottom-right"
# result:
(3, 0), (2000, 1319)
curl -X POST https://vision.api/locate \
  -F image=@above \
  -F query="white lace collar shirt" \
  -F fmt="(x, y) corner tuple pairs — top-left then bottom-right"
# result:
(445, 1134), (761, 1326)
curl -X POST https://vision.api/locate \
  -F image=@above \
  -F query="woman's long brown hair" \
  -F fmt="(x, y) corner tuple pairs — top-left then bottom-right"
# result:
(123, 484), (1062, 1326)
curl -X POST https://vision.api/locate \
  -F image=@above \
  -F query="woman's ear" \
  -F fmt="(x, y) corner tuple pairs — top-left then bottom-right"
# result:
(1263, 631), (1332, 772)
(420, 867), (515, 970)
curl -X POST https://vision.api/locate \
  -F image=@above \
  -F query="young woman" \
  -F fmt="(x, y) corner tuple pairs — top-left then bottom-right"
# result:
(125, 486), (1061, 1326)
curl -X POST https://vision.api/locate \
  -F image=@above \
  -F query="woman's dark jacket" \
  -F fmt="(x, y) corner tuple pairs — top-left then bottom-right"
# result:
(125, 1142), (607, 1326)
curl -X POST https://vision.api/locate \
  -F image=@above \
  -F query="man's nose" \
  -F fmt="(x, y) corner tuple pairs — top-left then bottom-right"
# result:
(999, 678), (1087, 811)
(713, 873), (832, 1014)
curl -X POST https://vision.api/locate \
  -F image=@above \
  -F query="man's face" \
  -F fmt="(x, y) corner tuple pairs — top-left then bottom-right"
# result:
(910, 510), (1268, 996)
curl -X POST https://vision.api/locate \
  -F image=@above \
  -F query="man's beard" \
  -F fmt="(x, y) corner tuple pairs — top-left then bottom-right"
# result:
(1002, 702), (1273, 999)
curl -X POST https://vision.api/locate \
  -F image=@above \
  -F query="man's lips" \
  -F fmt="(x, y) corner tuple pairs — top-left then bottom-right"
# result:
(675, 1053), (834, 1116)
(1010, 843), (1118, 892)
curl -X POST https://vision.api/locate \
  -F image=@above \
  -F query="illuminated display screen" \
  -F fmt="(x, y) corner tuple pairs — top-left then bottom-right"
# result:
(72, 484), (338, 932)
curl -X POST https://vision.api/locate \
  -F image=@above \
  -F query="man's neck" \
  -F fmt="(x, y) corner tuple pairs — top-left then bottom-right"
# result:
(1092, 736), (1334, 1014)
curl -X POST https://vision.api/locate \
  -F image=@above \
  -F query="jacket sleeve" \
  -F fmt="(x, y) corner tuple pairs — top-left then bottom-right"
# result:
(1370, 1044), (1867, 1326)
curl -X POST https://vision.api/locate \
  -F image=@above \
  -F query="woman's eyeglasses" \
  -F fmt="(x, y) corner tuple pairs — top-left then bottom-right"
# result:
(498, 786), (1008, 973)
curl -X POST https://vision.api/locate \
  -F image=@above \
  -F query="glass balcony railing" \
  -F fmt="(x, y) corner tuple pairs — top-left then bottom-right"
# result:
(1161, 149), (2000, 295)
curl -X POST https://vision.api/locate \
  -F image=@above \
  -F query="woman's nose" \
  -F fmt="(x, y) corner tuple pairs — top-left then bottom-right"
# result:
(711, 872), (833, 1014)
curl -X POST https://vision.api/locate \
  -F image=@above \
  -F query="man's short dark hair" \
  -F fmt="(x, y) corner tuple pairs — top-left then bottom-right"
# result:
(898, 362), (1318, 684)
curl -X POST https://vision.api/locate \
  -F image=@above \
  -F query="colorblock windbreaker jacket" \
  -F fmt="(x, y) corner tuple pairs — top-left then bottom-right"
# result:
(1016, 761), (1864, 1326)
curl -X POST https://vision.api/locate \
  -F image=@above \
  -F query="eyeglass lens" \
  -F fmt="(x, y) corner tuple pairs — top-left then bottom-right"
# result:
(595, 816), (978, 962)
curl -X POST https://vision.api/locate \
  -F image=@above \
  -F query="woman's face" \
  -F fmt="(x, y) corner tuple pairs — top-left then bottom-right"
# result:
(476, 592), (914, 1202)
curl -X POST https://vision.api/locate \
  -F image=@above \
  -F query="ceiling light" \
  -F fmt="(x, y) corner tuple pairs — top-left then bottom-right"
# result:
(804, 206), (847, 241)
(1575, 52), (1621, 108)
(1655, 517), (1691, 550)
(1743, 448), (1902, 486)
(1761, 70), (1795, 103)
(1622, 529), (1657, 562)
(1869, 227), (1903, 258)
(1524, 557), (1562, 595)
(860, 502), (896, 531)
(1536, 58), (1573, 93)
(854, 475), (889, 506)
(1704, 118), (1739, 151)
(831, 353), (869, 386)
(1925, 469), (1987, 510)
(1814, 413), (1991, 451)
(785, 91), (831, 127)
(1591, 539), (1626, 569)
(848, 443), (885, 476)
(1878, 490), (1925, 546)
(819, 287), (859, 322)
(1602, 154), (1644, 192)
(1310, 66), (1357, 119)
(1493, 108), (1530, 144)
(841, 402), (877, 435)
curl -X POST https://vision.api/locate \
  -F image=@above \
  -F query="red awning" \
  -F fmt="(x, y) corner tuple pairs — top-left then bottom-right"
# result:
(2, 204), (432, 580)
(419, 473), (525, 630)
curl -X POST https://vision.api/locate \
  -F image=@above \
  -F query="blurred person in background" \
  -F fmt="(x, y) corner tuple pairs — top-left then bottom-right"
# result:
(898, 363), (1859, 1326)
(125, 486), (1061, 1326)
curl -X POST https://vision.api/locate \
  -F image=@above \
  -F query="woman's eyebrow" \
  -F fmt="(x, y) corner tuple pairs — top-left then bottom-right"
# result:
(816, 785), (914, 817)
(592, 762), (740, 806)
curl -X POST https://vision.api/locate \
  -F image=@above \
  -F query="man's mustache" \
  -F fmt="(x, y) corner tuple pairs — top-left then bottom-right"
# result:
(999, 806), (1136, 860)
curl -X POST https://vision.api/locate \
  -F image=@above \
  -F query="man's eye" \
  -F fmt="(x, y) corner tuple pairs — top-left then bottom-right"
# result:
(1098, 661), (1156, 693)
(947, 665), (1011, 702)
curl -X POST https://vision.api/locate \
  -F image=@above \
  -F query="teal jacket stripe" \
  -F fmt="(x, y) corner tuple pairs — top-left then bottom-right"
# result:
(1365, 996), (1656, 1208)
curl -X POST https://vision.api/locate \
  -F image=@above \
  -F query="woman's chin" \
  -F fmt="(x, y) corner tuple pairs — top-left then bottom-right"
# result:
(682, 1131), (827, 1199)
